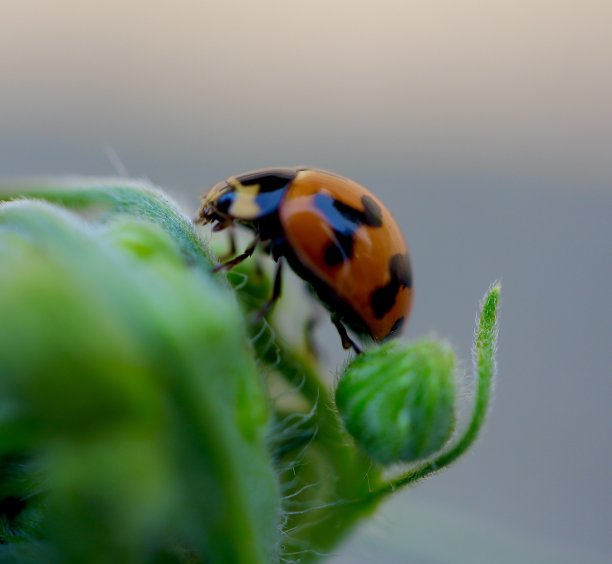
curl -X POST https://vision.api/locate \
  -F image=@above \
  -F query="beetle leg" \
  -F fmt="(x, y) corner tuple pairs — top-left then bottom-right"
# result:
(215, 227), (238, 262)
(212, 218), (233, 232)
(331, 316), (362, 354)
(254, 241), (272, 275)
(252, 258), (284, 321)
(212, 235), (259, 273)
(304, 312), (322, 359)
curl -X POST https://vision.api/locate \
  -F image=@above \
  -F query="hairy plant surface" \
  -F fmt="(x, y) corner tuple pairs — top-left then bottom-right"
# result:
(0, 179), (500, 563)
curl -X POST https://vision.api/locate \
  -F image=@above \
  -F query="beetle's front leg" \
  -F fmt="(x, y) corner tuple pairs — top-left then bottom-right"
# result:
(215, 226), (238, 262)
(212, 235), (259, 273)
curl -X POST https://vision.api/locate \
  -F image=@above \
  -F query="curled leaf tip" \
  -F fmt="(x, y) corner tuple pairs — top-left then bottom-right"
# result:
(367, 281), (503, 498)
(477, 283), (501, 351)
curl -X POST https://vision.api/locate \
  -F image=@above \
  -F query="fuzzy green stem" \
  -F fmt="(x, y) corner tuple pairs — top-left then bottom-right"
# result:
(371, 283), (501, 498)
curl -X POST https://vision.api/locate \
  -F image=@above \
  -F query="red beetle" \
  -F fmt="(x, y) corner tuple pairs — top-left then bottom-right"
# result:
(197, 168), (412, 353)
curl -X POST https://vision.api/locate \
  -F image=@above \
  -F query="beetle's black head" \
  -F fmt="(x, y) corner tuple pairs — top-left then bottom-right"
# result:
(197, 168), (297, 228)
(196, 181), (235, 227)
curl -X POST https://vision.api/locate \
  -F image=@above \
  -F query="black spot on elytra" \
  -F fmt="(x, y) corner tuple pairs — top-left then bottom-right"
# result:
(360, 195), (383, 227)
(330, 197), (384, 228)
(323, 245), (343, 266)
(313, 193), (384, 266)
(323, 231), (355, 266)
(371, 285), (398, 320)
(390, 254), (412, 288)
(370, 253), (412, 319)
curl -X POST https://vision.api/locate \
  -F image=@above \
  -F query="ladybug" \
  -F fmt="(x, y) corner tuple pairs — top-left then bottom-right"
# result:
(196, 168), (412, 353)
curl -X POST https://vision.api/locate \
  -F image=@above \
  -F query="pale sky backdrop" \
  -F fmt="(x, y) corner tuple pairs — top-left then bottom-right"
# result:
(1, 2), (611, 562)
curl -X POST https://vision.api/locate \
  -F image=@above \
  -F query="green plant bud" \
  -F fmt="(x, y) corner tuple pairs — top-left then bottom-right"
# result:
(335, 340), (456, 465)
(0, 201), (280, 563)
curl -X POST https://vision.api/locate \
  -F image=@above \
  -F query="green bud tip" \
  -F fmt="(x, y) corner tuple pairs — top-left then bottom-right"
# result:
(335, 340), (456, 465)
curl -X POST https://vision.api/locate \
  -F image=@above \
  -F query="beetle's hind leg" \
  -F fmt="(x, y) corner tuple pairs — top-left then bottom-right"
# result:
(331, 315), (362, 355)
(304, 314), (320, 359)
(254, 240), (273, 276)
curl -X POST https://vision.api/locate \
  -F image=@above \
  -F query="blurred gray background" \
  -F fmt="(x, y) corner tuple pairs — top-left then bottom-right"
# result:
(1, 1), (610, 562)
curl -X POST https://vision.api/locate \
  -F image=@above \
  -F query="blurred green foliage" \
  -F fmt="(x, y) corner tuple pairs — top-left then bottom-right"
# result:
(0, 180), (500, 563)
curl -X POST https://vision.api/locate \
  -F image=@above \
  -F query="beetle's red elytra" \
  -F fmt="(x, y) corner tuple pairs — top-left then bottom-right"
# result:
(197, 168), (412, 353)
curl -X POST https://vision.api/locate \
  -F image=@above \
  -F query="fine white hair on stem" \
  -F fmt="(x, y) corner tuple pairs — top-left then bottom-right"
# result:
(103, 143), (129, 177)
